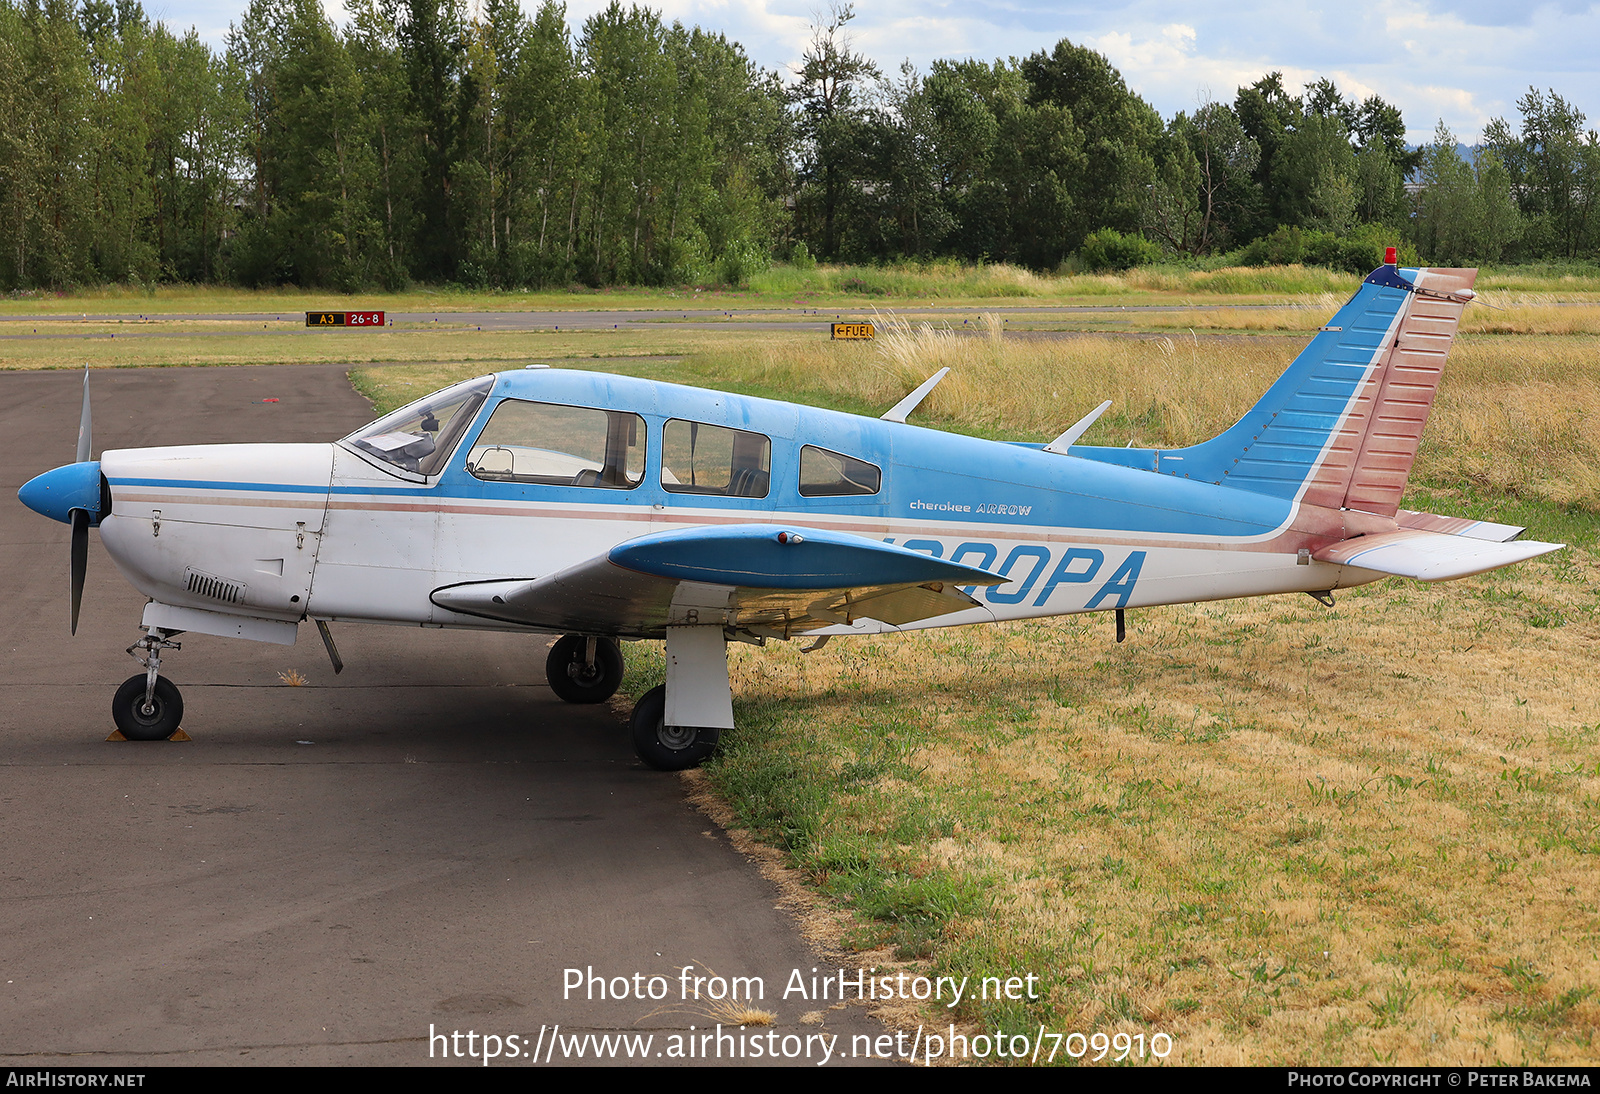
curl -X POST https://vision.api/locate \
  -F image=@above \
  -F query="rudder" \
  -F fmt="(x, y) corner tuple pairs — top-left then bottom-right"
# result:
(1308, 267), (1475, 517)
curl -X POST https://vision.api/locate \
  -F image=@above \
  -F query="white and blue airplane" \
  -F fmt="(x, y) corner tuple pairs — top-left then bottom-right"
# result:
(18, 259), (1562, 768)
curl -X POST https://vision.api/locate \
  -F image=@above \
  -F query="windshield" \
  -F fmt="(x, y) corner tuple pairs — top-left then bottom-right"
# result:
(343, 376), (493, 476)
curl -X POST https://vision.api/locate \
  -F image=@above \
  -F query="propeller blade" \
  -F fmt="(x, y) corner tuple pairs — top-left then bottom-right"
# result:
(70, 508), (88, 635)
(76, 367), (92, 464)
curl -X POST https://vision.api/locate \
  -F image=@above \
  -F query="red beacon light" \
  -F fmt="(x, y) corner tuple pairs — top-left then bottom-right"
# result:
(1384, 246), (1397, 265)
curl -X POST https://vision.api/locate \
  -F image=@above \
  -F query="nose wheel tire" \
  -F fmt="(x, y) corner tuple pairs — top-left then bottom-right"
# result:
(546, 635), (625, 704)
(112, 674), (184, 741)
(629, 685), (719, 770)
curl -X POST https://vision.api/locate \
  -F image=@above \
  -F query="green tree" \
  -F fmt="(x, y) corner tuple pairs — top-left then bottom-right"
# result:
(347, 0), (418, 285)
(789, 2), (878, 259)
(78, 0), (156, 282)
(682, 27), (786, 282)
(0, 2), (40, 285)
(1414, 121), (1520, 264)
(503, 0), (583, 283)
(857, 63), (954, 259)
(1022, 38), (1160, 247)
(1304, 80), (1411, 228)
(1147, 101), (1260, 255)
(577, 2), (678, 282)
(1354, 94), (1417, 175)
(398, 0), (468, 281)
(1484, 89), (1600, 258)
(227, 0), (379, 286)
(1270, 111), (1356, 230)
(3, 0), (97, 287)
(1353, 140), (1405, 226)
(1233, 72), (1301, 238)
(141, 20), (242, 282)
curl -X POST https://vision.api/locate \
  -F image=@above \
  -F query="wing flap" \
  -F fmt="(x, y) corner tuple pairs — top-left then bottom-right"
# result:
(431, 524), (1005, 637)
(1316, 530), (1563, 581)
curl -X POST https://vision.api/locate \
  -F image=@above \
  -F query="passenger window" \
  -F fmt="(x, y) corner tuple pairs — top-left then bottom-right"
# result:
(661, 419), (771, 497)
(799, 445), (881, 496)
(467, 400), (645, 488)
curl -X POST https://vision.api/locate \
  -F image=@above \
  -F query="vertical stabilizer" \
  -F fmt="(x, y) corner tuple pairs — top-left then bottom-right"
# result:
(1174, 265), (1475, 515)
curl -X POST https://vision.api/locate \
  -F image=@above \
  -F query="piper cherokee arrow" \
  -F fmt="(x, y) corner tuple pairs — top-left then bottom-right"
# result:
(17, 258), (1562, 768)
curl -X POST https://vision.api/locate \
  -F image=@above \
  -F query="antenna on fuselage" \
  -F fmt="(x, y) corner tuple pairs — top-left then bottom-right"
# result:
(1043, 400), (1112, 455)
(880, 368), (950, 423)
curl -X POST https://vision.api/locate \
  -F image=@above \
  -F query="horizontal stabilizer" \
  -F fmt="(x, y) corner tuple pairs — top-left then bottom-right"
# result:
(431, 524), (1006, 638)
(1315, 530), (1562, 582)
(1395, 509), (1526, 543)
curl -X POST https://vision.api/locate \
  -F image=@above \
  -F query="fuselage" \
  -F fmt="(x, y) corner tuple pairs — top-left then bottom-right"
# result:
(88, 367), (1377, 642)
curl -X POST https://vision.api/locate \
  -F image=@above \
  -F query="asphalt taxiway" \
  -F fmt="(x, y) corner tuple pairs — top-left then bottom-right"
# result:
(0, 301), (1311, 341)
(1, 365), (893, 1066)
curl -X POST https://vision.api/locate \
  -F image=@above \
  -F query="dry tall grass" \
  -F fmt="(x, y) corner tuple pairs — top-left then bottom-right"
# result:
(1116, 296), (1600, 337)
(1430, 338), (1600, 509)
(694, 315), (1282, 445)
(1461, 297), (1600, 336)
(686, 319), (1600, 511)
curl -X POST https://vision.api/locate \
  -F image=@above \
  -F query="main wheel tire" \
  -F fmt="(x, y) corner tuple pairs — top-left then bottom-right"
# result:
(629, 684), (720, 771)
(545, 635), (625, 704)
(112, 674), (183, 741)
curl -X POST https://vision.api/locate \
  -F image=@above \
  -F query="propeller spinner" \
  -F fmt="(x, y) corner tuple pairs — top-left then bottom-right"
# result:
(17, 369), (106, 634)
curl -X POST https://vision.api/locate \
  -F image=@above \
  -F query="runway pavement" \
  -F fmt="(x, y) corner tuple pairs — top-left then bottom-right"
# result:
(0, 365), (894, 1067)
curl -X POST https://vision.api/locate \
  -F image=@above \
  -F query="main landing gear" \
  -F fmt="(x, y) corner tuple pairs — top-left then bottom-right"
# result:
(629, 685), (720, 771)
(543, 628), (733, 771)
(113, 628), (184, 741)
(544, 635), (625, 703)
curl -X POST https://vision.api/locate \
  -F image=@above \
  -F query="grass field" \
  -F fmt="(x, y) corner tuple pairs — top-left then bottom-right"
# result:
(8, 265), (1597, 1065)
(7, 259), (1600, 320)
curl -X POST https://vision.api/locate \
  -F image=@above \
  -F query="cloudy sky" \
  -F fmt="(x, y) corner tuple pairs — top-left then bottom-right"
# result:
(141, 0), (1600, 145)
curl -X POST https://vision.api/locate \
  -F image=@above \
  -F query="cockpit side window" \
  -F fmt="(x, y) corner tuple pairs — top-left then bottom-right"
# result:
(343, 376), (493, 477)
(467, 400), (645, 488)
(798, 445), (881, 496)
(661, 419), (771, 498)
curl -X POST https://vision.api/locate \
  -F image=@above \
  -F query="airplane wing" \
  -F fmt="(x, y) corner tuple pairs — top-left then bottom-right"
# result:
(429, 523), (1008, 639)
(1315, 529), (1563, 582)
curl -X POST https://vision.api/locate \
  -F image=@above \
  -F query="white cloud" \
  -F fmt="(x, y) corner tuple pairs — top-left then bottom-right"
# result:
(138, 0), (1600, 144)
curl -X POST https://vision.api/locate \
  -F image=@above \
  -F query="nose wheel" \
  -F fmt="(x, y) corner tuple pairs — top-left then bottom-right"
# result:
(114, 628), (184, 741)
(112, 673), (184, 740)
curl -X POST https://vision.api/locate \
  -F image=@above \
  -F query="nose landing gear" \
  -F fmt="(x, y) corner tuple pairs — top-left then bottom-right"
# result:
(113, 628), (184, 741)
